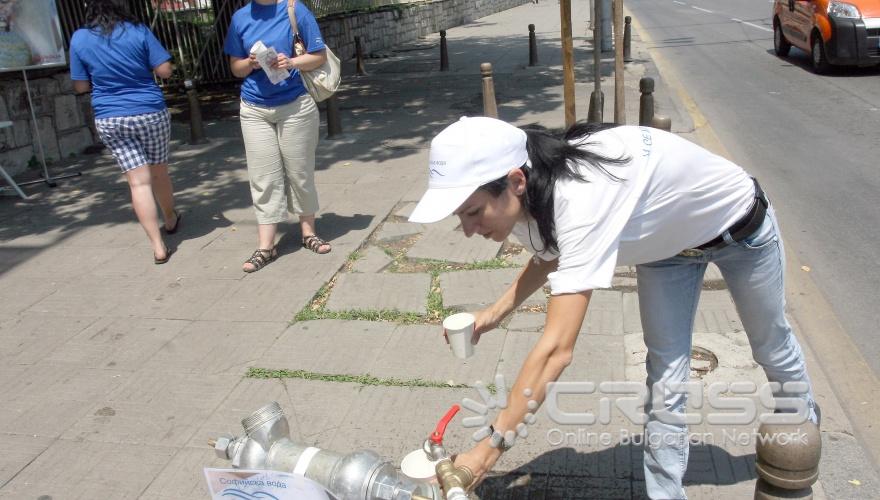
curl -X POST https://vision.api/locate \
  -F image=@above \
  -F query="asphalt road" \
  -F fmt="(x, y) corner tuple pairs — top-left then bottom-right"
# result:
(626, 0), (880, 378)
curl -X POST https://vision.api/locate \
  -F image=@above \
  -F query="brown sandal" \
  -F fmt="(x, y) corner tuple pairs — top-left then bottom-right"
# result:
(302, 234), (331, 254)
(243, 247), (278, 273)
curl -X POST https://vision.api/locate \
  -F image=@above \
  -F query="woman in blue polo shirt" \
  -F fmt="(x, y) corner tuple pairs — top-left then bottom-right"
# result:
(69, 0), (179, 264)
(224, 0), (331, 273)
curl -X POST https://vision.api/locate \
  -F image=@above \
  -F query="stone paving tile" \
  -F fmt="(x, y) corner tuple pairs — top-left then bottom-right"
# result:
(141, 320), (287, 375)
(325, 385), (472, 463)
(1, 360), (97, 401)
(350, 245), (393, 273)
(121, 277), (232, 320)
(139, 447), (230, 500)
(497, 330), (625, 383)
(507, 250), (534, 267)
(441, 268), (545, 310)
(23, 276), (152, 317)
(0, 279), (63, 316)
(375, 221), (424, 242)
(57, 221), (147, 248)
(253, 319), (395, 375)
(199, 273), (324, 322)
(190, 378), (362, 450)
(61, 400), (214, 447)
(0, 434), (54, 486)
(695, 290), (744, 335)
(1, 246), (125, 281)
(0, 314), (98, 365)
(325, 272), (430, 314)
(507, 311), (546, 332)
(107, 370), (240, 410)
(0, 439), (177, 499)
(408, 225), (502, 263)
(622, 292), (642, 334)
(44, 317), (189, 371)
(705, 262), (723, 281)
(580, 290), (623, 336)
(394, 201), (417, 219)
(3, 397), (95, 439)
(371, 323), (506, 385)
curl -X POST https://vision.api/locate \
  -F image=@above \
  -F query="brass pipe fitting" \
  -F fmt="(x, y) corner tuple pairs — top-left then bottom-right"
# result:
(435, 458), (474, 499)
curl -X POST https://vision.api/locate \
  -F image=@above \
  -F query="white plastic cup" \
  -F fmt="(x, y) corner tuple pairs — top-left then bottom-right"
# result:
(400, 449), (439, 483)
(443, 312), (475, 359)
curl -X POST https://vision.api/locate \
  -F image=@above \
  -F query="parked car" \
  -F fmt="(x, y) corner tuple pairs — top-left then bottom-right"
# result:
(773, 0), (880, 73)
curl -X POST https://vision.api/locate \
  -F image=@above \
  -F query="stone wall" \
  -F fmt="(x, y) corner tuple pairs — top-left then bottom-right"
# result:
(319, 0), (534, 60)
(0, 0), (532, 176)
(0, 71), (96, 176)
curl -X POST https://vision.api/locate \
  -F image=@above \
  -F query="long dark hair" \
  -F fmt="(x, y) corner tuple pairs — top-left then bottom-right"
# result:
(85, 0), (141, 36)
(480, 122), (630, 253)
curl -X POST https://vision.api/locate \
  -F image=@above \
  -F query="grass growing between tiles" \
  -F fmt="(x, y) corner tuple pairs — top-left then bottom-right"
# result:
(247, 368), (495, 391)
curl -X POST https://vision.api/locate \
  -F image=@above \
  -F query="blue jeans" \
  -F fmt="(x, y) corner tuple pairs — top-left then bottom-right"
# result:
(635, 206), (818, 499)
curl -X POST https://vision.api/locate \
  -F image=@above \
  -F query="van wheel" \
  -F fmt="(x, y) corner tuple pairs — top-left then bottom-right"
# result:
(811, 34), (830, 74)
(774, 21), (791, 57)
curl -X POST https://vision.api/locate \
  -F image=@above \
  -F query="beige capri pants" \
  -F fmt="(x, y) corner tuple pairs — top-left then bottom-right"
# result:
(239, 93), (320, 224)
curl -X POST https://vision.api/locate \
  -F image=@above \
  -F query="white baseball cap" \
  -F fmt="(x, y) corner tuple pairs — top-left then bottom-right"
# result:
(408, 116), (528, 224)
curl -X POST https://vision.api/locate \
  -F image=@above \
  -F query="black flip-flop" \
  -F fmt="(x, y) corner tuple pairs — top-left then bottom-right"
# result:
(165, 210), (182, 235)
(154, 247), (174, 265)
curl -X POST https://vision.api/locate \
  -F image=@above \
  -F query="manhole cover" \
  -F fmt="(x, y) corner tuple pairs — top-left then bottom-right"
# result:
(690, 346), (718, 378)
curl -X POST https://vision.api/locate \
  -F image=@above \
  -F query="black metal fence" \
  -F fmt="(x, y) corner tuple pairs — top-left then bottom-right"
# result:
(55, 0), (408, 88)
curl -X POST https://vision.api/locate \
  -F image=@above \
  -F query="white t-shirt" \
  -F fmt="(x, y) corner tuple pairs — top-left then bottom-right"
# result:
(511, 126), (754, 294)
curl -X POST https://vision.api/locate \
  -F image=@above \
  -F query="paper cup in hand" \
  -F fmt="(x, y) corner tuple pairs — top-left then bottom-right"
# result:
(443, 312), (475, 359)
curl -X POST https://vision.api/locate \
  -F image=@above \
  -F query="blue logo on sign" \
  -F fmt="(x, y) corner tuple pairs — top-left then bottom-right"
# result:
(221, 489), (280, 500)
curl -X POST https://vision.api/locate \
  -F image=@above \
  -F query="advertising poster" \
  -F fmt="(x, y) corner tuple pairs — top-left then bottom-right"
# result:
(0, 0), (66, 72)
(204, 468), (332, 500)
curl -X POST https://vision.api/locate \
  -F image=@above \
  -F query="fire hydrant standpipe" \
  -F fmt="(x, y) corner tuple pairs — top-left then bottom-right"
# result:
(212, 401), (440, 500)
(424, 405), (475, 500)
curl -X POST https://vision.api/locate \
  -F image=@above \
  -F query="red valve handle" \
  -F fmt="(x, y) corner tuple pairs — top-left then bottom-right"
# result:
(430, 404), (461, 444)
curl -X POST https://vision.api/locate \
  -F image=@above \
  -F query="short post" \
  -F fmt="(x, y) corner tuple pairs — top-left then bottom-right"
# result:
(440, 30), (449, 71)
(650, 115), (671, 131)
(588, 91), (604, 123)
(184, 79), (207, 145)
(612, 0), (624, 124)
(355, 36), (367, 76)
(326, 95), (342, 138)
(480, 62), (498, 118)
(528, 24), (538, 66)
(638, 77), (654, 127)
(588, 0), (604, 123)
(753, 422), (821, 499)
(624, 16), (633, 63)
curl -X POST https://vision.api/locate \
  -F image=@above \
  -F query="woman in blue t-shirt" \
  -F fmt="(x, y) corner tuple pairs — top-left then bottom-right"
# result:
(224, 0), (331, 273)
(69, 0), (179, 264)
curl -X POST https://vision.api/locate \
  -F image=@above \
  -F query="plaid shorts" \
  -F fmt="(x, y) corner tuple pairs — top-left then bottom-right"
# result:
(95, 109), (171, 172)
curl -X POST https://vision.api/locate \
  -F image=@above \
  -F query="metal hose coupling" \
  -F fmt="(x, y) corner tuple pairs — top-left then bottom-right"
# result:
(211, 402), (438, 500)
(434, 458), (474, 500)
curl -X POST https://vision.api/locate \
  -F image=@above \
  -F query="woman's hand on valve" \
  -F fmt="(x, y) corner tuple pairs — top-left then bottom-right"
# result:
(453, 439), (503, 491)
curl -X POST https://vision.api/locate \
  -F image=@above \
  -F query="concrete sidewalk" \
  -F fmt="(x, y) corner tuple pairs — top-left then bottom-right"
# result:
(1, 1), (874, 498)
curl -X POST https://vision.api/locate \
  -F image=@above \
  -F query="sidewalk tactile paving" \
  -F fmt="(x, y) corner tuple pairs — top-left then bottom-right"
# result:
(326, 273), (430, 314)
(440, 268), (545, 310)
(350, 246), (393, 273)
(408, 224), (502, 263)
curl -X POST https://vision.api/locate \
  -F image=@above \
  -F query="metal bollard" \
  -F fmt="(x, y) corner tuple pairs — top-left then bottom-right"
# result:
(480, 63), (498, 118)
(624, 16), (633, 63)
(651, 115), (671, 131)
(528, 24), (538, 66)
(588, 91), (604, 123)
(440, 30), (449, 71)
(639, 77), (654, 127)
(355, 36), (367, 76)
(184, 79), (207, 145)
(325, 95), (342, 138)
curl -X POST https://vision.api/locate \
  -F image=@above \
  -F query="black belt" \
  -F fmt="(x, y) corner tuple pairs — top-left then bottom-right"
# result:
(693, 178), (769, 251)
